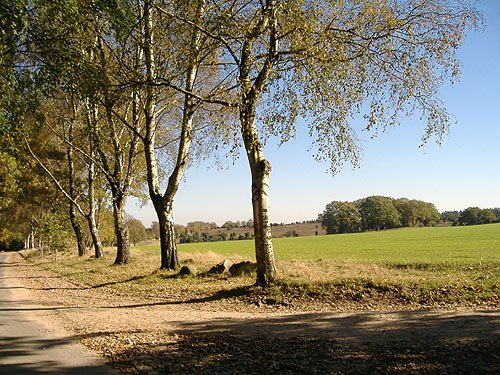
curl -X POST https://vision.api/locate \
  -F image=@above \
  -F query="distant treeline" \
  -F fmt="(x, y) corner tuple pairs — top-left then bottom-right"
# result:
(125, 218), (321, 245)
(441, 207), (500, 227)
(173, 220), (318, 243)
(319, 196), (500, 235)
(123, 202), (500, 245)
(174, 220), (255, 243)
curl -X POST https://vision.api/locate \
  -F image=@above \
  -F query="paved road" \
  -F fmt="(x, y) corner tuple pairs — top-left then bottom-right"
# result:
(0, 252), (115, 374)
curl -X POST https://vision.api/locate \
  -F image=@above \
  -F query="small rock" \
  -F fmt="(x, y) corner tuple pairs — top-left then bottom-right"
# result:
(208, 259), (233, 274)
(229, 261), (257, 276)
(178, 265), (197, 276)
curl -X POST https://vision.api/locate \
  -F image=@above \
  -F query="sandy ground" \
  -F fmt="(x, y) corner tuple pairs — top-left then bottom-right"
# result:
(4, 251), (499, 374)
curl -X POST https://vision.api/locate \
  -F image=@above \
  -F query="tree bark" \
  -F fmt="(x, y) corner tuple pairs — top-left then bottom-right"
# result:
(87, 213), (103, 259)
(28, 231), (34, 249)
(249, 158), (277, 285)
(152, 196), (179, 269)
(69, 203), (86, 256)
(242, 107), (277, 285)
(112, 195), (130, 265)
(67, 126), (86, 257)
(87, 146), (104, 259)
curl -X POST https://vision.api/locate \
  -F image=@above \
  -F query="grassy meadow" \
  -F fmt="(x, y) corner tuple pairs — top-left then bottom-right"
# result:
(24, 223), (500, 309)
(172, 223), (500, 264)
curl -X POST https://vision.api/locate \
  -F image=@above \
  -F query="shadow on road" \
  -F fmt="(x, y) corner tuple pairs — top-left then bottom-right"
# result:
(0, 335), (114, 374)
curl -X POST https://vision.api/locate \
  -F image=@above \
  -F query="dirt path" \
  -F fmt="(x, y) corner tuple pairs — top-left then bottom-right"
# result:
(4, 252), (499, 374)
(0, 252), (116, 374)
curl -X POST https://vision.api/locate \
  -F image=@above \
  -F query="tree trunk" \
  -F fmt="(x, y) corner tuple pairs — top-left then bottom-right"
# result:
(28, 231), (33, 249)
(69, 203), (86, 256)
(67, 138), (86, 256)
(152, 196), (179, 270)
(87, 214), (103, 258)
(236, 4), (278, 286)
(240, 105), (277, 286)
(250, 158), (277, 286)
(87, 148), (103, 258)
(113, 196), (130, 265)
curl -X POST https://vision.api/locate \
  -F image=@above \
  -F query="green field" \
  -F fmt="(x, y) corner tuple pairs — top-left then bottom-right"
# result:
(174, 224), (500, 265)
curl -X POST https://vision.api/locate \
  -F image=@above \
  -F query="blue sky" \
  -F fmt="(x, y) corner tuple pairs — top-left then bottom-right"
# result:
(128, 1), (500, 227)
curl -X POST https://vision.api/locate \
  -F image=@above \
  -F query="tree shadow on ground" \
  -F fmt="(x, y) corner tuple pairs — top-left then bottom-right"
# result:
(173, 309), (500, 342)
(1, 257), (151, 291)
(144, 333), (499, 374)
(75, 310), (499, 374)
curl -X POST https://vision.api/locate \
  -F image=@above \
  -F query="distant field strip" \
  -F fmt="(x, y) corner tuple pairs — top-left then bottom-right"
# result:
(177, 224), (500, 264)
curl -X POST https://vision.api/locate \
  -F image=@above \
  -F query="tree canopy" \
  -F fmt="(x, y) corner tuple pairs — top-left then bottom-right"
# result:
(459, 207), (498, 226)
(320, 201), (361, 234)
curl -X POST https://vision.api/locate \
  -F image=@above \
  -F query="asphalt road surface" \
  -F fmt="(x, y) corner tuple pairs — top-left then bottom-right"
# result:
(0, 251), (115, 374)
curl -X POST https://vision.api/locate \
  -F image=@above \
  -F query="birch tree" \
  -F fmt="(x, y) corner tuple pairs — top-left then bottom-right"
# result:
(17, 0), (110, 258)
(112, 0), (235, 269)
(93, 35), (141, 265)
(195, 0), (480, 285)
(54, 2), (142, 264)
(143, 0), (219, 270)
(66, 119), (86, 256)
